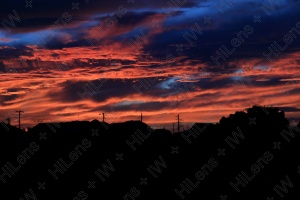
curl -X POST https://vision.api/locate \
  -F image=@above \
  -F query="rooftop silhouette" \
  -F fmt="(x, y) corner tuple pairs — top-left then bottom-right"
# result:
(0, 105), (299, 199)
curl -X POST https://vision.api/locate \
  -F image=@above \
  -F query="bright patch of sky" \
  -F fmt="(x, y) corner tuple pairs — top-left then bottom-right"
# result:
(159, 77), (179, 89)
(114, 100), (145, 107)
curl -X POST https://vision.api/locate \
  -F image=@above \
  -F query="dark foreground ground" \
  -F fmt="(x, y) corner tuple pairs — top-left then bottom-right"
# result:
(1, 106), (300, 199)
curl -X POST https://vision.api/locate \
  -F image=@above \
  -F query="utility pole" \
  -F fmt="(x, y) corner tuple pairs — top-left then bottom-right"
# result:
(176, 114), (183, 133)
(16, 111), (24, 129)
(177, 114), (180, 133)
(173, 123), (174, 134)
(141, 113), (143, 122)
(99, 113), (105, 122)
(6, 117), (11, 125)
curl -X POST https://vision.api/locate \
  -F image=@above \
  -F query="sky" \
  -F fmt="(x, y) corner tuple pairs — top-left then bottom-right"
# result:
(1, 0), (300, 129)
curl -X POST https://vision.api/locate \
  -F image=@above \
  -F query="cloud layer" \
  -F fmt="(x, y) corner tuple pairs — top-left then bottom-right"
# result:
(1, 0), (300, 127)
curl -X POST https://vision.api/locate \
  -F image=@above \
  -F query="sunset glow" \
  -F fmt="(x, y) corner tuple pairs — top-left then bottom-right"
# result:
(1, 0), (300, 128)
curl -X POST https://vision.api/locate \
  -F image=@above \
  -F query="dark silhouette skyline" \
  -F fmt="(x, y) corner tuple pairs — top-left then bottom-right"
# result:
(1, 105), (300, 199)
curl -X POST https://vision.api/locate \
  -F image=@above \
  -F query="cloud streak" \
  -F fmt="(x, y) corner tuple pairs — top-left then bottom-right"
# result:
(1, 0), (300, 127)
